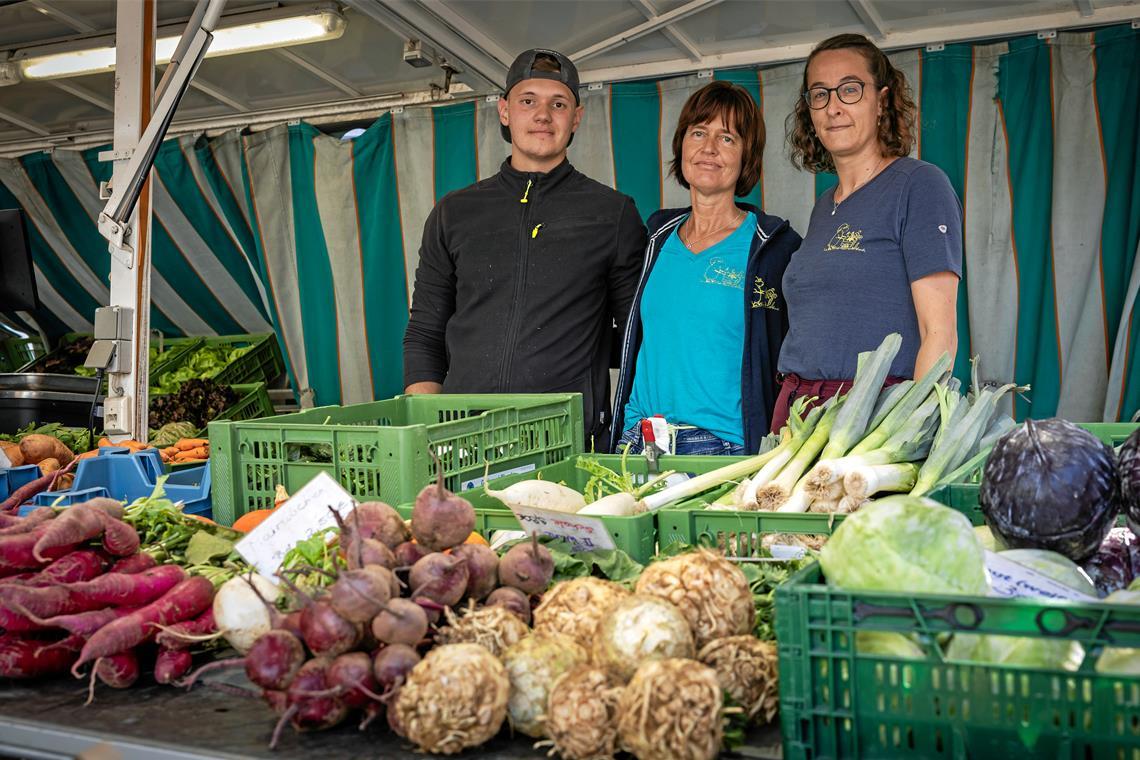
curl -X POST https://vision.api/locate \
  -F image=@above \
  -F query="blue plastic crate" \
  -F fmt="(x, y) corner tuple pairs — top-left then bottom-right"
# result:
(28, 448), (211, 518)
(0, 464), (41, 501)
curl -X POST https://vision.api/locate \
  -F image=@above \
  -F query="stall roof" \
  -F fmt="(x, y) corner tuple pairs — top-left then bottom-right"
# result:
(0, 0), (1136, 154)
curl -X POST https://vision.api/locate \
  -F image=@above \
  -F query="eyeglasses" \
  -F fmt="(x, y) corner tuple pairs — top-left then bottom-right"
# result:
(803, 81), (866, 110)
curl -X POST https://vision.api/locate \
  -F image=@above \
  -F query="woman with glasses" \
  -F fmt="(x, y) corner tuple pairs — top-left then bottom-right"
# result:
(609, 81), (802, 455)
(770, 33), (963, 431)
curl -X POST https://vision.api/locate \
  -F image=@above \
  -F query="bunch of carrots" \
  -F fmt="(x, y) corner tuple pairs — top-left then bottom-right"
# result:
(160, 439), (210, 465)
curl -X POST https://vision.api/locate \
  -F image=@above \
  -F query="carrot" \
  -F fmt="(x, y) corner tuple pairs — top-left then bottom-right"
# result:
(75, 449), (101, 461)
(0, 634), (82, 679)
(97, 437), (113, 448)
(176, 439), (209, 452)
(109, 553), (157, 574)
(73, 575), (214, 674)
(174, 447), (209, 461)
(0, 565), (187, 618)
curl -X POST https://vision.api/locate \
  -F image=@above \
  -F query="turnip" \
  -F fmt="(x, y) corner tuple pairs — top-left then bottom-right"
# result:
(616, 658), (723, 760)
(410, 451), (475, 552)
(209, 573), (281, 654)
(577, 491), (638, 517)
(698, 635), (780, 724)
(435, 604), (529, 657)
(451, 544), (498, 601)
(371, 598), (428, 646)
(502, 633), (589, 737)
(394, 644), (510, 754)
(393, 541), (430, 567)
(593, 595), (695, 682)
(498, 535), (554, 595)
(485, 586), (531, 624)
(409, 552), (468, 607)
(483, 464), (586, 514)
(545, 666), (623, 760)
(533, 577), (629, 648)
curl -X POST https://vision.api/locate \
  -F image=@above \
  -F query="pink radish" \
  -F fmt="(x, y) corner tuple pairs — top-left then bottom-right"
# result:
(154, 647), (194, 685)
(0, 634), (82, 678)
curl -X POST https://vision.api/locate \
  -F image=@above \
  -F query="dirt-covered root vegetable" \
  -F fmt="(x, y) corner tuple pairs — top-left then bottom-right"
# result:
(371, 598), (429, 647)
(485, 586), (532, 625)
(300, 600), (362, 658)
(593, 595), (695, 682)
(346, 501), (410, 550)
(502, 633), (589, 738)
(247, 630), (307, 691)
(544, 666), (624, 760)
(409, 552), (469, 607)
(616, 658), (724, 760)
(498, 536), (554, 595)
(373, 643), (421, 693)
(393, 541), (431, 567)
(394, 643), (511, 755)
(533, 577), (629, 648)
(436, 604), (530, 658)
(410, 451), (476, 552)
(327, 566), (394, 624)
(451, 544), (499, 601)
(634, 549), (754, 649)
(698, 636), (779, 724)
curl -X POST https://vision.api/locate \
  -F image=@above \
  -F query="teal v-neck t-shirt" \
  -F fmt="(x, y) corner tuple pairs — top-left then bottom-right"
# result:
(623, 213), (754, 444)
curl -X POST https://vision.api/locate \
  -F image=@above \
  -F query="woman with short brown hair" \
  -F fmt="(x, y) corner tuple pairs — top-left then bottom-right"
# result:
(772, 33), (962, 432)
(610, 81), (802, 455)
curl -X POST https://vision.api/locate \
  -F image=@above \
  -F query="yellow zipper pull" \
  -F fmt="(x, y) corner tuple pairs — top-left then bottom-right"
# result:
(520, 179), (532, 203)
(531, 223), (544, 239)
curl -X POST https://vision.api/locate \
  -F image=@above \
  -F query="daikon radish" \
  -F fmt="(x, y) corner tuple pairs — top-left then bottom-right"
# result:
(578, 492), (637, 517)
(482, 463), (585, 514)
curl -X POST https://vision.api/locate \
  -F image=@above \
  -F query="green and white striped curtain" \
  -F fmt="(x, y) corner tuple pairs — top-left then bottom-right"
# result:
(2, 26), (1138, 419)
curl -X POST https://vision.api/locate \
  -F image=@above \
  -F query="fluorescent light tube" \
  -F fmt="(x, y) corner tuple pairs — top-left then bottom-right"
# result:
(18, 7), (345, 81)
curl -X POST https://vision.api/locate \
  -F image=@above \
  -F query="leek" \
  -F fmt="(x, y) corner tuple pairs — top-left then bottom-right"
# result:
(835, 495), (867, 514)
(775, 473), (815, 513)
(740, 401), (823, 509)
(868, 380), (913, 433)
(848, 352), (952, 456)
(638, 442), (786, 512)
(758, 397), (843, 510)
(819, 333), (902, 461)
(844, 462), (919, 499)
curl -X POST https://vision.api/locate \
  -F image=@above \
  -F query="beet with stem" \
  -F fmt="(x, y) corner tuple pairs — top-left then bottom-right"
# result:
(498, 534), (554, 595)
(409, 449), (475, 552)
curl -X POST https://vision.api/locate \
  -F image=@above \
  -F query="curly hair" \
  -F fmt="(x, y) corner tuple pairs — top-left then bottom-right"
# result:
(786, 34), (917, 174)
(670, 81), (765, 198)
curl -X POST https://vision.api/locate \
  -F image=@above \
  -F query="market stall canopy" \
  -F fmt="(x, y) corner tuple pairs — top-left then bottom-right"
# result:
(0, 0), (1137, 154)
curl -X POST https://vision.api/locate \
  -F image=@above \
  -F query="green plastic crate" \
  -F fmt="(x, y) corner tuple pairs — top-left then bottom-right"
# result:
(154, 334), (284, 388)
(402, 454), (734, 564)
(0, 335), (45, 372)
(775, 562), (1140, 759)
(207, 393), (584, 527)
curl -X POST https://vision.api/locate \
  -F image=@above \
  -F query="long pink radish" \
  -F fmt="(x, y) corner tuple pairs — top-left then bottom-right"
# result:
(73, 575), (215, 674)
(98, 514), (139, 557)
(32, 504), (105, 562)
(0, 634), (82, 679)
(86, 650), (141, 704)
(0, 564), (186, 618)
(110, 552), (157, 574)
(155, 647), (194, 684)
(10, 602), (141, 637)
(0, 607), (46, 634)
(155, 607), (217, 650)
(0, 507), (55, 536)
(0, 527), (72, 574)
(16, 550), (108, 587)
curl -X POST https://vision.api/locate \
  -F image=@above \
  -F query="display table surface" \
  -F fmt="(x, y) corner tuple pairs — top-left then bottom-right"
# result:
(0, 672), (783, 759)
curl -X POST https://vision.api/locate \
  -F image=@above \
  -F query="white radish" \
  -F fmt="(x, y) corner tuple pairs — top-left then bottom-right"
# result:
(212, 573), (281, 654)
(484, 478), (586, 513)
(578, 492), (638, 517)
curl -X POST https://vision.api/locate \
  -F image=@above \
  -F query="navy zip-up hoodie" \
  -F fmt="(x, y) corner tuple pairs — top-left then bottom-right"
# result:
(609, 203), (801, 453)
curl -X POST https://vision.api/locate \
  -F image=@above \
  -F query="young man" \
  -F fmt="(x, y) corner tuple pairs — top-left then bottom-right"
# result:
(403, 49), (647, 449)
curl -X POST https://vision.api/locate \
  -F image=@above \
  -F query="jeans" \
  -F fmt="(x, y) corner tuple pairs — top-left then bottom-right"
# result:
(617, 424), (746, 456)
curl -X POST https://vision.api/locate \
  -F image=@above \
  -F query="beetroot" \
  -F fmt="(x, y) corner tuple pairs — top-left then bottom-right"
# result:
(246, 630), (307, 690)
(271, 658), (350, 749)
(409, 553), (469, 607)
(409, 452), (475, 552)
(355, 538), (397, 569)
(300, 600), (362, 658)
(344, 501), (410, 550)
(371, 598), (429, 646)
(451, 544), (499, 601)
(325, 652), (382, 709)
(393, 541), (430, 567)
(485, 586), (532, 625)
(279, 610), (305, 640)
(154, 648), (194, 685)
(372, 643), (420, 692)
(498, 536), (554, 595)
(327, 566), (393, 624)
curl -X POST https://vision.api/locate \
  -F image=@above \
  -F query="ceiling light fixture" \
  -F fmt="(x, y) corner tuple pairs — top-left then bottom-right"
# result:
(14, 4), (345, 81)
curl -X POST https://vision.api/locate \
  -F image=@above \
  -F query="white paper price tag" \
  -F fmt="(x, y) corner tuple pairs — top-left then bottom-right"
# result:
(768, 544), (807, 561)
(460, 463), (536, 491)
(236, 471), (358, 577)
(984, 550), (1096, 602)
(509, 506), (616, 553)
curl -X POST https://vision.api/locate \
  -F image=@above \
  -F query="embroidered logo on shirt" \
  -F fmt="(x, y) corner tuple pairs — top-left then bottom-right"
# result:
(824, 223), (866, 253)
(752, 276), (779, 310)
(702, 257), (745, 290)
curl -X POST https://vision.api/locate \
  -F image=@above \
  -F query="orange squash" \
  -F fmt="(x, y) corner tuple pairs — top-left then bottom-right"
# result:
(233, 508), (275, 533)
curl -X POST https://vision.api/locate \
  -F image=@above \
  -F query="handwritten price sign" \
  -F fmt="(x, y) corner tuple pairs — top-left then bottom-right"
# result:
(508, 506), (616, 553)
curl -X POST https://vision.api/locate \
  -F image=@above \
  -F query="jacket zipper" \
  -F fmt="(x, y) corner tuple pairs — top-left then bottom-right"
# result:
(498, 176), (537, 390)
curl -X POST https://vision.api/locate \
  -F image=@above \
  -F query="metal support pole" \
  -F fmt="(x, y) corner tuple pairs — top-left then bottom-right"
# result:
(104, 0), (156, 440)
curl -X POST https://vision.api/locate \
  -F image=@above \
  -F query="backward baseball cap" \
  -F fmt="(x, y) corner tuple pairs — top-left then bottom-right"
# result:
(500, 48), (580, 143)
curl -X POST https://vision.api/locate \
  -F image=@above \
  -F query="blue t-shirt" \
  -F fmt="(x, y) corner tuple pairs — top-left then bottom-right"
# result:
(778, 158), (963, 380)
(623, 213), (754, 444)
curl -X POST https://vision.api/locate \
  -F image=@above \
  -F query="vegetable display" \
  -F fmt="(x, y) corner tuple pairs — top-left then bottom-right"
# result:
(148, 379), (238, 430)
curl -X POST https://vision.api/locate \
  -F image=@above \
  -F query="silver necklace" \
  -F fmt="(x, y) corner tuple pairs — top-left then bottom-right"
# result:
(832, 156), (888, 215)
(681, 210), (745, 251)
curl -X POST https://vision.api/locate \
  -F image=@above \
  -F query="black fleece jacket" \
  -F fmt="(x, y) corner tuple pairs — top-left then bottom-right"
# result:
(403, 158), (647, 448)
